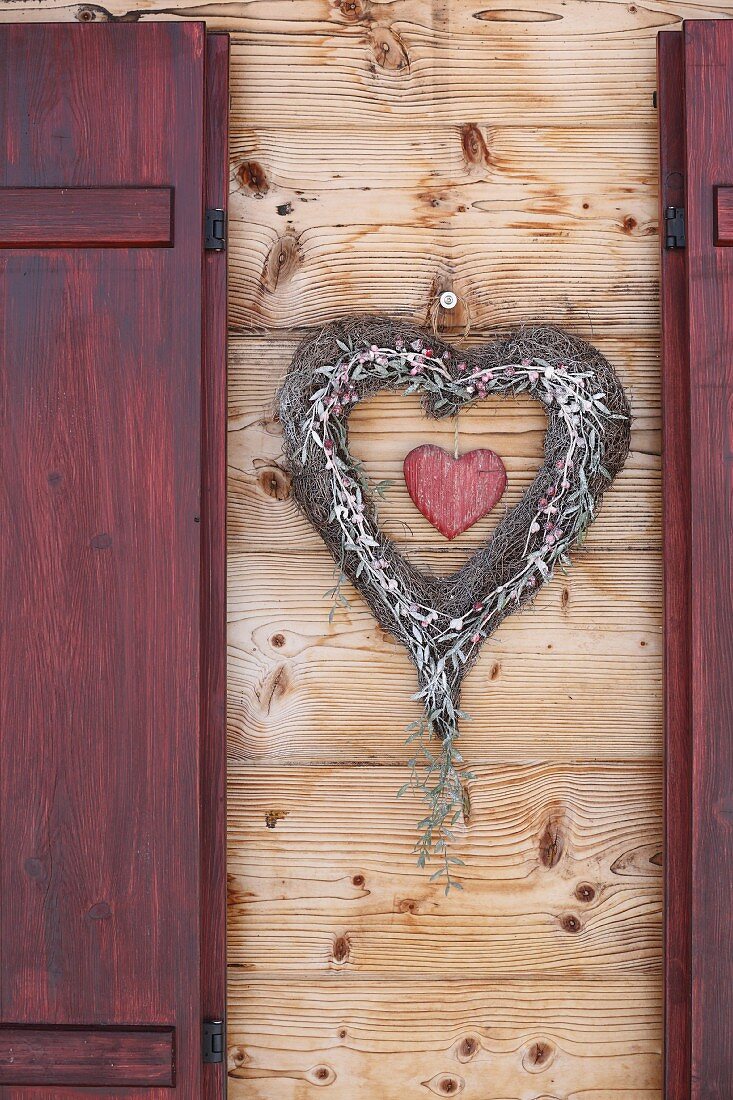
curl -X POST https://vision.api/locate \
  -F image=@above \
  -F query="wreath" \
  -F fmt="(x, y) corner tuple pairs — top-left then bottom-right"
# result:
(279, 316), (630, 890)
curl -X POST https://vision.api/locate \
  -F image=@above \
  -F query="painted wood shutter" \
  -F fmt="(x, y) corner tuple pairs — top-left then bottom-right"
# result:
(0, 23), (228, 1097)
(659, 21), (733, 1099)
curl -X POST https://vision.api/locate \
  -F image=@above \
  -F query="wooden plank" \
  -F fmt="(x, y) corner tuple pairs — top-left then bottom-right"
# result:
(229, 123), (659, 192)
(0, 1027), (174, 1087)
(227, 334), (660, 552)
(657, 28), (691, 1100)
(0, 187), (173, 247)
(0, 23), (208, 1097)
(683, 18), (733, 1091)
(227, 976), (662, 1098)
(228, 221), (659, 332)
(201, 31), (229, 1100)
(227, 762), (661, 977)
(226, 119), (661, 329)
(714, 184), (733, 244)
(227, 549), (662, 764)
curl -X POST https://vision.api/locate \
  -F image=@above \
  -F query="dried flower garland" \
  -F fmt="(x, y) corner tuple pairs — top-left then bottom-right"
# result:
(279, 316), (630, 890)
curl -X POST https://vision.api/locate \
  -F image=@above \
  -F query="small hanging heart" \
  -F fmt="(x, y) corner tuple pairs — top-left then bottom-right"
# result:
(403, 444), (507, 540)
(278, 316), (630, 886)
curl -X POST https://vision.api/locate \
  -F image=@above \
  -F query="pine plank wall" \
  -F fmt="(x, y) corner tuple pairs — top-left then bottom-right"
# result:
(5, 0), (724, 1094)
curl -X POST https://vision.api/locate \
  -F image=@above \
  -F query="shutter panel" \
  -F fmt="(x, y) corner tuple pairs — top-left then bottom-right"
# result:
(0, 23), (227, 1097)
(659, 21), (733, 1098)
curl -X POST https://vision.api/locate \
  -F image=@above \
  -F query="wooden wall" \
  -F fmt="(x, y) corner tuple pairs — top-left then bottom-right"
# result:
(4, 0), (725, 1094)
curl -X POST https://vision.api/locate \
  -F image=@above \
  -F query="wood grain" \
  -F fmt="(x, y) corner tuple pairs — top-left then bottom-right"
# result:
(227, 976), (662, 1099)
(683, 18), (733, 1091)
(227, 761), (662, 977)
(228, 549), (662, 763)
(202, 31), (230, 1100)
(0, 1027), (175, 1087)
(0, 23), (212, 1098)
(402, 445), (507, 540)
(658, 29), (691, 1100)
(714, 184), (733, 245)
(0, 187), (173, 246)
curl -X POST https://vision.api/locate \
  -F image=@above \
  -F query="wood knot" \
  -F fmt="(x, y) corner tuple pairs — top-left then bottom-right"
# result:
(334, 0), (370, 20)
(262, 233), (301, 292)
(271, 633), (286, 649)
(560, 586), (570, 609)
(370, 26), (409, 71)
(560, 913), (582, 934)
(86, 901), (112, 920)
(24, 857), (46, 881)
(332, 934), (350, 963)
(522, 1038), (556, 1072)
(396, 898), (419, 914)
(422, 1073), (465, 1096)
(352, 874), (365, 887)
(460, 123), (492, 169)
(236, 160), (269, 196)
(538, 809), (565, 869)
(259, 664), (290, 714)
(228, 1045), (246, 1068)
(77, 6), (99, 20)
(257, 465), (292, 501)
(455, 1035), (480, 1062)
(307, 1064), (336, 1086)
(265, 809), (288, 829)
(575, 881), (596, 903)
(611, 843), (663, 877)
(489, 662), (500, 681)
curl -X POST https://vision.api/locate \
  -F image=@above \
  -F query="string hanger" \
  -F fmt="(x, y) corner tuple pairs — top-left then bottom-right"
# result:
(425, 288), (473, 460)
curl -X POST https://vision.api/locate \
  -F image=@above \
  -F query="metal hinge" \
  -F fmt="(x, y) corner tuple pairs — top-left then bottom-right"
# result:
(664, 205), (686, 250)
(203, 1019), (224, 1063)
(205, 208), (226, 252)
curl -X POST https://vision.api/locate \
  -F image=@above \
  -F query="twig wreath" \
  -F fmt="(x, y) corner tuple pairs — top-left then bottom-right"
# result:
(279, 316), (631, 890)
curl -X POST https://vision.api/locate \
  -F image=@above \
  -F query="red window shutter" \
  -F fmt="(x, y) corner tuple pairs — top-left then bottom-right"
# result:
(659, 21), (733, 1097)
(0, 24), (227, 1097)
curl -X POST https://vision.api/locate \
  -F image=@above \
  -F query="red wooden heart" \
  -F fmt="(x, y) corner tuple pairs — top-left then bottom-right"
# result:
(403, 445), (508, 540)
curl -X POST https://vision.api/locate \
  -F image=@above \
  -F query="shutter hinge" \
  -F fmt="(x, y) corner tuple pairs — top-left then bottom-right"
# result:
(203, 1018), (225, 1063)
(664, 205), (685, 250)
(205, 208), (226, 252)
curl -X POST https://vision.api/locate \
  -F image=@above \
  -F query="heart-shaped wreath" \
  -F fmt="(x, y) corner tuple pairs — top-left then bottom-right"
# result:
(279, 316), (630, 889)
